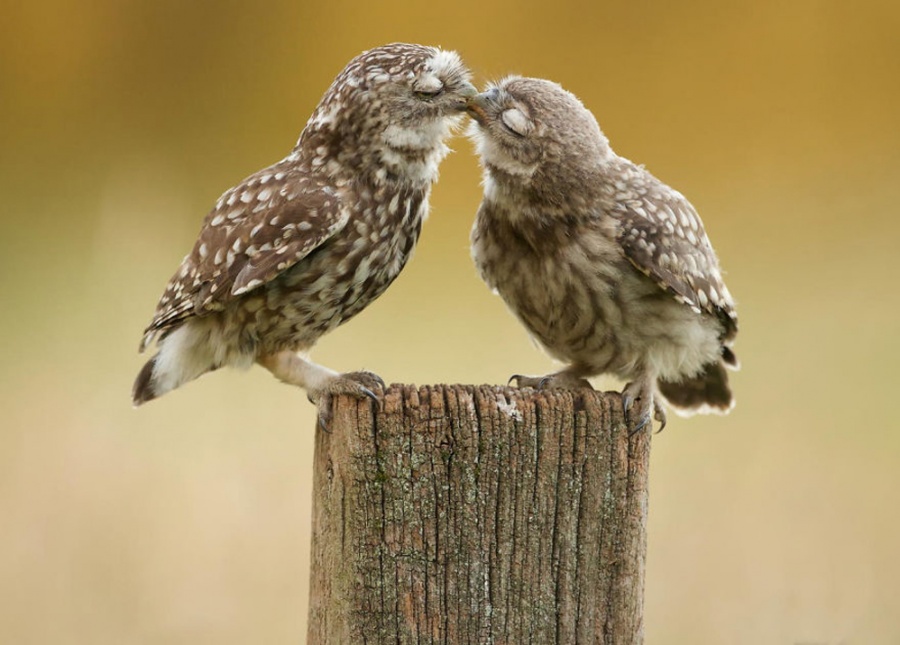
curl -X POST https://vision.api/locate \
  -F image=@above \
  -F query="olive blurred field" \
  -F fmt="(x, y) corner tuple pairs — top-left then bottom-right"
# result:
(2, 1), (899, 643)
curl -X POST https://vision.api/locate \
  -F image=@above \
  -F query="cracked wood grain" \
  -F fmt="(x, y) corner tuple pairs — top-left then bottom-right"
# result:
(307, 384), (651, 645)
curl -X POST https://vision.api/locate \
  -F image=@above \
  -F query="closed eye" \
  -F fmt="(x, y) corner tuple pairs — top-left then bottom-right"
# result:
(414, 87), (444, 100)
(500, 108), (531, 137)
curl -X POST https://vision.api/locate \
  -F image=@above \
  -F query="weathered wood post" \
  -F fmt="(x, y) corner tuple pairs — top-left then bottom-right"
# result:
(308, 384), (651, 644)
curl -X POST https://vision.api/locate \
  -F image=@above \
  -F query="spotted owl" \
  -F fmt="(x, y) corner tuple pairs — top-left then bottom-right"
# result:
(466, 77), (738, 431)
(133, 43), (475, 420)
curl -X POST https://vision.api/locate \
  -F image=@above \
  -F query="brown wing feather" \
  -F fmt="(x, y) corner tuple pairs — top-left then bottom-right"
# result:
(139, 164), (349, 351)
(616, 187), (738, 339)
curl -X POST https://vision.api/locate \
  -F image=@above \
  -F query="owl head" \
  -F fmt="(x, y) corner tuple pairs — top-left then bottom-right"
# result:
(301, 43), (475, 183)
(467, 77), (612, 200)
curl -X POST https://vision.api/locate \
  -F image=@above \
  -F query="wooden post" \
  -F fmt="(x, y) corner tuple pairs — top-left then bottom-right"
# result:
(307, 384), (651, 644)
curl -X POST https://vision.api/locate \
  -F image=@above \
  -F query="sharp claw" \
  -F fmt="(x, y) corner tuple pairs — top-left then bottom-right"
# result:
(317, 394), (333, 433)
(622, 393), (634, 412)
(508, 374), (522, 387)
(653, 402), (667, 434)
(360, 386), (378, 402)
(628, 413), (650, 437)
(654, 417), (667, 434)
(537, 376), (551, 390)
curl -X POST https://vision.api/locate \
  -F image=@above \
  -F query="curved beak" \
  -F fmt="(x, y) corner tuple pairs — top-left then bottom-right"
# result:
(466, 87), (498, 124)
(453, 81), (478, 111)
(460, 81), (477, 99)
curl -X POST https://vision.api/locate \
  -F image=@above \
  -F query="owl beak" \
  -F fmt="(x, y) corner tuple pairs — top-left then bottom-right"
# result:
(466, 88), (497, 125)
(453, 81), (477, 111)
(460, 81), (477, 99)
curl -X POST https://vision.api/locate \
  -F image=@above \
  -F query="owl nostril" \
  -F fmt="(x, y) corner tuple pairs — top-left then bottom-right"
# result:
(484, 88), (500, 103)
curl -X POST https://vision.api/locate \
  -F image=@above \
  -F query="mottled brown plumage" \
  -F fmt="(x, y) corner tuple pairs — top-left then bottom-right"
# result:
(134, 43), (474, 416)
(467, 77), (738, 431)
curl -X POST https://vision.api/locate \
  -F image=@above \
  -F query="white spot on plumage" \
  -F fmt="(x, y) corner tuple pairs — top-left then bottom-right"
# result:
(309, 102), (341, 128)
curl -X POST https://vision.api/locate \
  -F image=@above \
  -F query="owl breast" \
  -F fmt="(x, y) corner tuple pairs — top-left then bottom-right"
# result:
(473, 207), (722, 382)
(235, 185), (427, 353)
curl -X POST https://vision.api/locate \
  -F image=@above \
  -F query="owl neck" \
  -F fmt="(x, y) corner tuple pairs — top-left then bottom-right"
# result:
(295, 126), (445, 188)
(484, 161), (605, 222)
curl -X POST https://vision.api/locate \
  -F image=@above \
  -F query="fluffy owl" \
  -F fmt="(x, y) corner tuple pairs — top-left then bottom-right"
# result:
(133, 43), (475, 420)
(467, 77), (738, 431)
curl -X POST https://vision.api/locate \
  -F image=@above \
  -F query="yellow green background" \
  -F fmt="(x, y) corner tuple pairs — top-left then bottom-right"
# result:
(2, 0), (898, 642)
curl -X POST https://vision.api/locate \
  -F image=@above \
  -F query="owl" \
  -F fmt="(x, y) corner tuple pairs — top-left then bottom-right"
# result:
(466, 77), (738, 431)
(133, 43), (475, 424)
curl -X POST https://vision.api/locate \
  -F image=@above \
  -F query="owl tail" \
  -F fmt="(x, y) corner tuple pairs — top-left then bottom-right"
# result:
(132, 356), (160, 406)
(131, 323), (219, 407)
(657, 347), (738, 416)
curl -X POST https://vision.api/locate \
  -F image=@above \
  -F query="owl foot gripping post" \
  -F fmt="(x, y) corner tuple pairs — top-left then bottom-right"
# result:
(132, 43), (475, 427)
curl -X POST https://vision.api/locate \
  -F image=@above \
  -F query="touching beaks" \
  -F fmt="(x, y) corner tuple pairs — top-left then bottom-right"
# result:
(466, 88), (498, 124)
(449, 81), (477, 112)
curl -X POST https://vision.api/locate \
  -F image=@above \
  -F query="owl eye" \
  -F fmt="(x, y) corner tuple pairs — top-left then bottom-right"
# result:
(500, 108), (531, 137)
(413, 78), (445, 100)
(414, 88), (444, 100)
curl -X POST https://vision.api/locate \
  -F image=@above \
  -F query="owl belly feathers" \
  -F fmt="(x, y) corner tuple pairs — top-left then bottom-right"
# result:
(472, 208), (723, 384)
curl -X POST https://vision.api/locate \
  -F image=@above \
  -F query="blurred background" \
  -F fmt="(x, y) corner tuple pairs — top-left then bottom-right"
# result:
(2, 0), (898, 642)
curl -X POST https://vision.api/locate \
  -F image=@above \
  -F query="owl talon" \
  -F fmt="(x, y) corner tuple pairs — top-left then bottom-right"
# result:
(508, 374), (544, 389)
(510, 373), (592, 391)
(628, 412), (651, 437)
(340, 370), (386, 396)
(623, 380), (656, 435)
(316, 395), (335, 433)
(653, 400), (668, 434)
